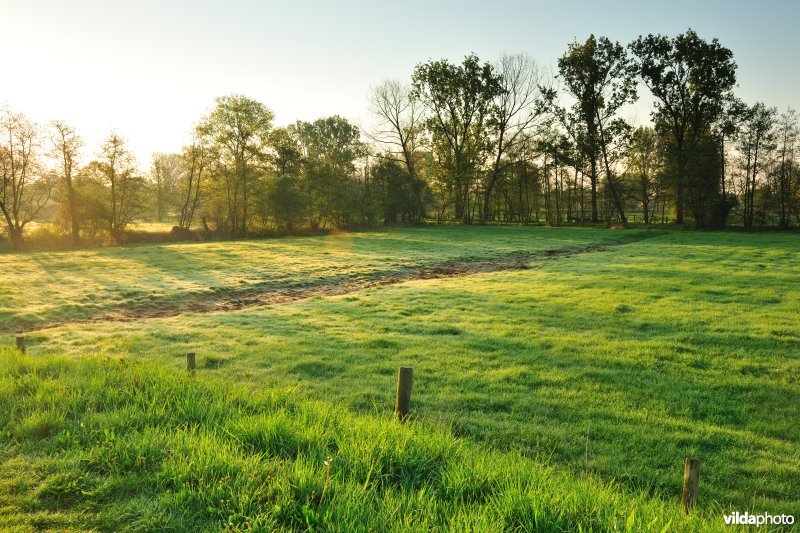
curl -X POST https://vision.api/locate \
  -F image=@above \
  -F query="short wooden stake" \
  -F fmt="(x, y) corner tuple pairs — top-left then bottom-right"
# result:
(681, 457), (701, 512)
(186, 352), (196, 372)
(394, 366), (413, 421)
(15, 336), (25, 354)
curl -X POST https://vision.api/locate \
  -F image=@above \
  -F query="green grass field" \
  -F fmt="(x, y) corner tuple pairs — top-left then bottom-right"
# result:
(2, 226), (799, 530)
(1, 352), (715, 531)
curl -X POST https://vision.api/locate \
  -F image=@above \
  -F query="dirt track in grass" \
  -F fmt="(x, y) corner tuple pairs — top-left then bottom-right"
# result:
(12, 235), (651, 333)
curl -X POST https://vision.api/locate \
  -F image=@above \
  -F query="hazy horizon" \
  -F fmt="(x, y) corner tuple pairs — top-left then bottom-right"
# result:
(3, 0), (798, 168)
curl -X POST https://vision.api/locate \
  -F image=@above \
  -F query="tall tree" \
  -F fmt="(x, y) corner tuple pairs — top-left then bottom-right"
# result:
(536, 127), (573, 225)
(368, 79), (425, 181)
(412, 54), (502, 223)
(197, 94), (274, 237)
(775, 108), (797, 229)
(630, 29), (737, 226)
(151, 152), (182, 222)
(483, 54), (546, 223)
(49, 121), (83, 244)
(178, 135), (209, 230)
(368, 80), (428, 222)
(263, 126), (307, 230)
(296, 116), (365, 228)
(551, 35), (637, 224)
(625, 126), (660, 223)
(715, 98), (747, 203)
(738, 102), (777, 229)
(270, 126), (304, 180)
(89, 133), (142, 241)
(0, 108), (50, 250)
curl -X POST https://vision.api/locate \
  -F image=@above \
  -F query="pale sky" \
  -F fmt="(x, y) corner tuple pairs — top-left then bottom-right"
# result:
(2, 0), (798, 168)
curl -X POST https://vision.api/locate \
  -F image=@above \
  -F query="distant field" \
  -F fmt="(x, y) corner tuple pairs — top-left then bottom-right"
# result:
(0, 226), (644, 331)
(125, 221), (184, 233)
(2, 226), (799, 528)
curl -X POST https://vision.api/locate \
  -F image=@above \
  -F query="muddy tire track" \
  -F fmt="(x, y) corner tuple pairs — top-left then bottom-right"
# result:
(10, 234), (652, 333)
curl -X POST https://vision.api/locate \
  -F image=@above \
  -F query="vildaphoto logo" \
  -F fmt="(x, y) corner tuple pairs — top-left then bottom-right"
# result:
(723, 511), (795, 527)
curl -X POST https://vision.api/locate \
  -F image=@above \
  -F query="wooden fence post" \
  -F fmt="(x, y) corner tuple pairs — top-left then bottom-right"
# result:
(15, 336), (25, 354)
(681, 457), (701, 512)
(186, 352), (196, 372)
(395, 366), (413, 421)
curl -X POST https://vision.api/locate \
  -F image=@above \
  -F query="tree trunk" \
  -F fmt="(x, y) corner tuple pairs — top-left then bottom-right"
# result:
(63, 174), (80, 245)
(596, 111), (627, 225)
(10, 226), (24, 251)
(590, 157), (598, 222)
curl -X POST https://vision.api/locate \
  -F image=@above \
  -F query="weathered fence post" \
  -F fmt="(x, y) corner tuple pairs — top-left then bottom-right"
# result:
(15, 336), (25, 354)
(394, 366), (413, 421)
(681, 457), (701, 512)
(186, 352), (196, 372)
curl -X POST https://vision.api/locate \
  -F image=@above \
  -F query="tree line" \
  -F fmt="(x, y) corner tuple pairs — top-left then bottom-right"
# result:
(2, 28), (799, 250)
